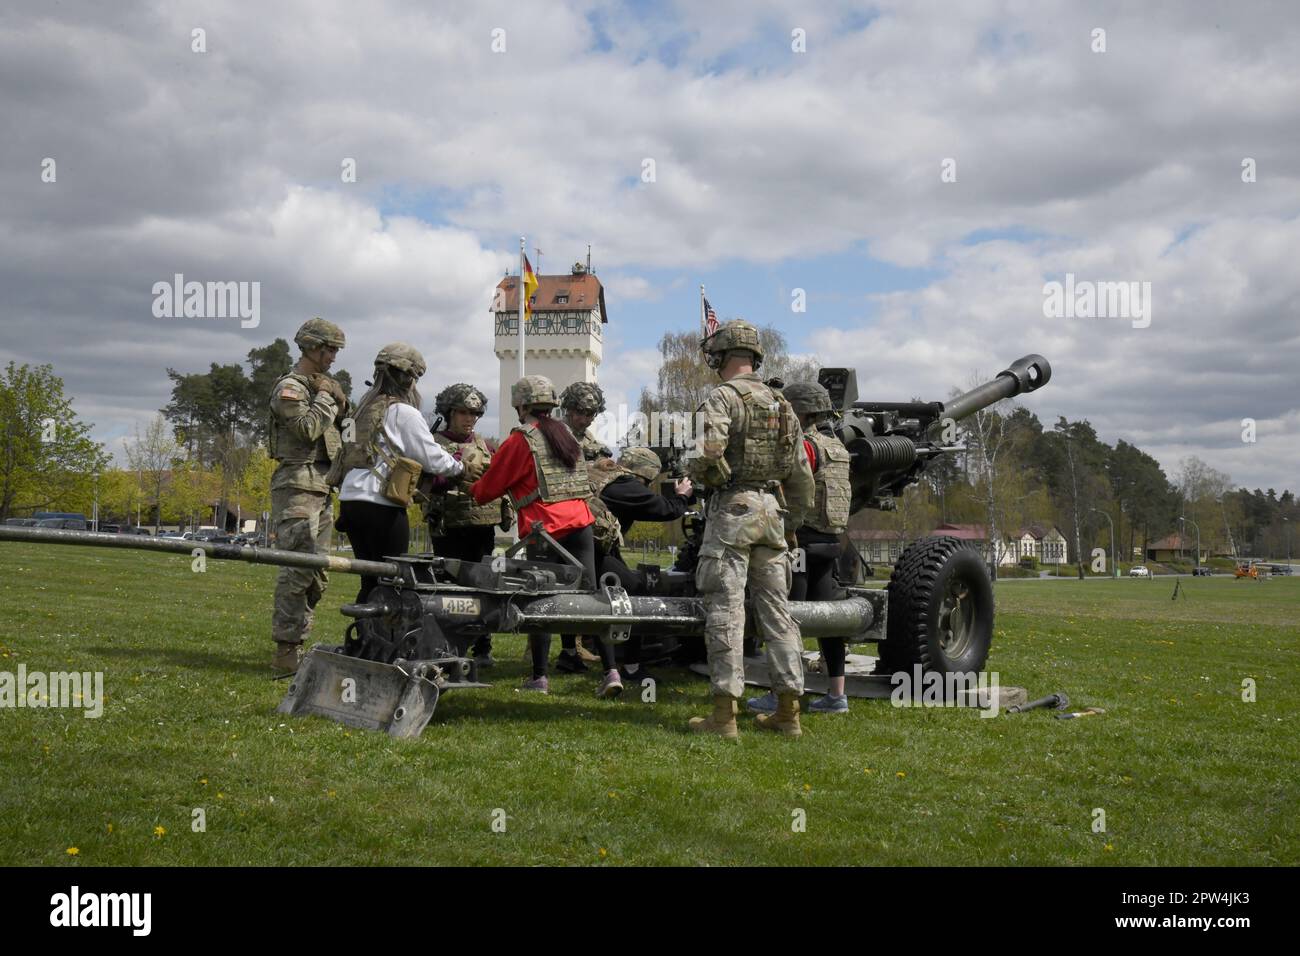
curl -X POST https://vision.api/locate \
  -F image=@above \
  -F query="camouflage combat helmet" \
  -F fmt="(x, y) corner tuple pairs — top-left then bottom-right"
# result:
(701, 320), (764, 370)
(560, 381), (607, 414)
(294, 317), (346, 351)
(511, 374), (559, 409)
(783, 381), (833, 419)
(619, 446), (662, 482)
(375, 342), (427, 378)
(435, 383), (488, 418)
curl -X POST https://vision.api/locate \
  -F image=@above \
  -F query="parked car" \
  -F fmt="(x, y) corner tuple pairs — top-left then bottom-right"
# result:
(1192, 566), (1212, 576)
(124, 526), (152, 535)
(1268, 563), (1293, 576)
(36, 517), (88, 530)
(3, 517), (39, 527)
(98, 524), (122, 534)
(1129, 565), (1151, 578)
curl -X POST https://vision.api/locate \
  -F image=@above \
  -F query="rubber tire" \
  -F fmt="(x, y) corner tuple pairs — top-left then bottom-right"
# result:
(877, 536), (994, 675)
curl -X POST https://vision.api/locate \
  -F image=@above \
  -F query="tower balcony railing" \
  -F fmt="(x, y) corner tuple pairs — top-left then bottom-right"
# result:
(494, 314), (598, 337)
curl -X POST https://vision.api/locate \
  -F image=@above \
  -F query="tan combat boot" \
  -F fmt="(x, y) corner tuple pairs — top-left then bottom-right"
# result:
(688, 695), (739, 739)
(755, 693), (802, 737)
(272, 642), (302, 674)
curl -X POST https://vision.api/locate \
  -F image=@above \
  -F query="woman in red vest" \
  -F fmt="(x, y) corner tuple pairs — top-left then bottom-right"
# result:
(470, 375), (622, 698)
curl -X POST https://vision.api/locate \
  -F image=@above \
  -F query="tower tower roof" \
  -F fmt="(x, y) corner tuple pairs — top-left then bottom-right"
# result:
(493, 272), (608, 324)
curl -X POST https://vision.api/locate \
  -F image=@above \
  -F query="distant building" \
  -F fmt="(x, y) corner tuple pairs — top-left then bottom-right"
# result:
(1000, 525), (1069, 566)
(492, 261), (607, 430)
(847, 529), (908, 564)
(1146, 533), (1207, 564)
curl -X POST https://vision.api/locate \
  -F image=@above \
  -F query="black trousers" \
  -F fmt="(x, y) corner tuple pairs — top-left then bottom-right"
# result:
(432, 524), (496, 563)
(790, 535), (846, 680)
(598, 547), (650, 665)
(433, 524), (497, 655)
(339, 499), (409, 604)
(526, 525), (611, 677)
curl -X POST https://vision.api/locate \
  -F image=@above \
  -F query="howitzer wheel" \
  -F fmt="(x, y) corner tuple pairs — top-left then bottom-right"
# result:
(877, 536), (993, 676)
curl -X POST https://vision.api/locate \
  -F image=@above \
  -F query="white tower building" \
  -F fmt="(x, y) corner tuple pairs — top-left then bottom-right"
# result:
(492, 261), (607, 434)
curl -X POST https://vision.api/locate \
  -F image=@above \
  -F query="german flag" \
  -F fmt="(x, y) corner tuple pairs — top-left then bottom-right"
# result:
(523, 255), (539, 318)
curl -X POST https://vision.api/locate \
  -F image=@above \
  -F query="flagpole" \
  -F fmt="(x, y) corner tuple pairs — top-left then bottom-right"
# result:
(518, 235), (526, 379)
(700, 283), (706, 336)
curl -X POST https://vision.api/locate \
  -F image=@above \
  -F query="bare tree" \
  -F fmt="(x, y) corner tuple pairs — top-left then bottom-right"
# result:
(124, 414), (179, 532)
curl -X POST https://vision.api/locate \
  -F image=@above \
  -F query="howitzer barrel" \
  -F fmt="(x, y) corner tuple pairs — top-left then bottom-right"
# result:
(506, 592), (876, 639)
(931, 354), (1051, 431)
(0, 526), (401, 578)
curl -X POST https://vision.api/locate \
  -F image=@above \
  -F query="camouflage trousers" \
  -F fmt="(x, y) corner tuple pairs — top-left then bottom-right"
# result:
(270, 486), (333, 646)
(694, 488), (804, 699)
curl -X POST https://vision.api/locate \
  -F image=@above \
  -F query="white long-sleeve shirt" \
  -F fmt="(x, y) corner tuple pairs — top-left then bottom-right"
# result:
(339, 402), (463, 506)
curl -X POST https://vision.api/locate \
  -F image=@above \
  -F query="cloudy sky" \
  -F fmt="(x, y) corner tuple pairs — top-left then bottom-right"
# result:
(3, 0), (1298, 493)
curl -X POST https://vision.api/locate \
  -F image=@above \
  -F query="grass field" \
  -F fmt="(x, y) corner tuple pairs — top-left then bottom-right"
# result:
(1, 541), (1295, 866)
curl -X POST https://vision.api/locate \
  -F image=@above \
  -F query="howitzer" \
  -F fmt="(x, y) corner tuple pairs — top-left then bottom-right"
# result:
(0, 354), (1052, 734)
(0, 524), (882, 736)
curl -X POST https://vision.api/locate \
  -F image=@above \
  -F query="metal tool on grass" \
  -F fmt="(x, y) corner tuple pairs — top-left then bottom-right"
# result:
(1007, 691), (1069, 714)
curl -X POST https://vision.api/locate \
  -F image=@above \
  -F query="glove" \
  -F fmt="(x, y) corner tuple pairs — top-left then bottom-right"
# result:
(310, 374), (348, 409)
(499, 501), (515, 532)
(456, 445), (487, 486)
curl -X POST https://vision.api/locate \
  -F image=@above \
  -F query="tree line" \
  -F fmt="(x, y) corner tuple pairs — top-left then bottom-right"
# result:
(1, 335), (1295, 563)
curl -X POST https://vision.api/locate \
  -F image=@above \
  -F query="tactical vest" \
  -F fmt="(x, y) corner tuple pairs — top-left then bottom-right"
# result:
(586, 457), (626, 552)
(510, 424), (591, 509)
(268, 372), (342, 493)
(719, 377), (798, 486)
(434, 432), (502, 527)
(332, 395), (395, 475)
(804, 426), (852, 534)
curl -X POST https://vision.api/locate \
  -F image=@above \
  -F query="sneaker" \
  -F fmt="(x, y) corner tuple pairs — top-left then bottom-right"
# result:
(472, 651), (496, 669)
(576, 638), (602, 663)
(619, 664), (660, 685)
(522, 676), (549, 694)
(745, 690), (778, 714)
(597, 669), (624, 699)
(555, 650), (589, 674)
(808, 693), (849, 714)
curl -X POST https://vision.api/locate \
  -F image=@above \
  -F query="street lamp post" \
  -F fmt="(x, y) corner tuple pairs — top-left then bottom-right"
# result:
(1284, 516), (1291, 565)
(1179, 516), (1201, 571)
(1091, 507), (1118, 578)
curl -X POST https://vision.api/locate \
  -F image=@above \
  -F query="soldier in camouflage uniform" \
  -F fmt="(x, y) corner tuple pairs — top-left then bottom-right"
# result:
(560, 381), (614, 462)
(425, 383), (513, 667)
(747, 382), (853, 716)
(268, 318), (349, 673)
(686, 321), (814, 738)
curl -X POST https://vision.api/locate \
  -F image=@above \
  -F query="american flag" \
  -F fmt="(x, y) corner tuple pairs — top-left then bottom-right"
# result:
(702, 295), (718, 336)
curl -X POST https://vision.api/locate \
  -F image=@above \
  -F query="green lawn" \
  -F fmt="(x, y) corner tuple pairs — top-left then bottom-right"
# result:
(0, 542), (1295, 866)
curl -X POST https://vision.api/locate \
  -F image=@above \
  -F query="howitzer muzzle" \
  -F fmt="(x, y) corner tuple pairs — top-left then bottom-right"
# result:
(936, 354), (1052, 428)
